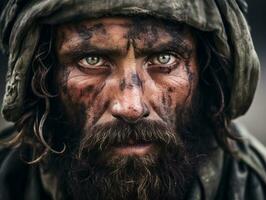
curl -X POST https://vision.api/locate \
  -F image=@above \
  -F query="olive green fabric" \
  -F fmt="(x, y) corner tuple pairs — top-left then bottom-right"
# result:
(0, 0), (260, 122)
(0, 122), (265, 199)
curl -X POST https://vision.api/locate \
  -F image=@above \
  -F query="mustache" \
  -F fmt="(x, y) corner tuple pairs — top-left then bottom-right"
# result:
(78, 119), (181, 156)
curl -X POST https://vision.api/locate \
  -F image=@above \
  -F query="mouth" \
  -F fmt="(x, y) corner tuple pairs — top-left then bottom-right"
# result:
(112, 140), (154, 156)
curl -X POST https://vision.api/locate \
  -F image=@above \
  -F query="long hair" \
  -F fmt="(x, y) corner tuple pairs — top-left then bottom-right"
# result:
(196, 31), (237, 151)
(1, 26), (65, 163)
(1, 25), (238, 163)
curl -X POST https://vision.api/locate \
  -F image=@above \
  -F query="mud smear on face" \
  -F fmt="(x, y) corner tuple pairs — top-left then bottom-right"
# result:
(119, 78), (126, 91)
(163, 22), (193, 60)
(123, 17), (193, 58)
(57, 61), (106, 128)
(89, 81), (109, 125)
(128, 17), (160, 48)
(183, 61), (195, 105)
(119, 73), (143, 91)
(131, 73), (142, 87)
(165, 22), (195, 106)
(75, 23), (106, 41)
(56, 23), (106, 51)
(49, 89), (210, 200)
(79, 85), (94, 98)
(51, 17), (204, 200)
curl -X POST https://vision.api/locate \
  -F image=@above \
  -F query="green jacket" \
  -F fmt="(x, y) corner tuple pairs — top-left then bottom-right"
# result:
(0, 122), (265, 200)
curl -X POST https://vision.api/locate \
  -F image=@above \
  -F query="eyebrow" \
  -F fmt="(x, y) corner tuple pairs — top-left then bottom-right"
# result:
(58, 40), (193, 63)
(59, 43), (123, 61)
(135, 41), (193, 58)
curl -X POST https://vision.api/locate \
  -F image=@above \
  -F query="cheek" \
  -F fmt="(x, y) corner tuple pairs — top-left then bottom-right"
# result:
(58, 68), (108, 125)
(157, 66), (197, 105)
(171, 70), (198, 107)
(147, 61), (198, 121)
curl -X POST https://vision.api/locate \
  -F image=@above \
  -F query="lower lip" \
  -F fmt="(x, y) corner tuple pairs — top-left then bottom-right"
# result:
(113, 143), (153, 156)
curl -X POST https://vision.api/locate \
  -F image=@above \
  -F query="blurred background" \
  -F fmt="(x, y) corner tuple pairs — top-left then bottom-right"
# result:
(0, 0), (265, 144)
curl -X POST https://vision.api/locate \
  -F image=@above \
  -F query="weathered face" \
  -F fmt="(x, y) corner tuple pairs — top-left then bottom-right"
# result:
(55, 17), (198, 158)
(54, 17), (200, 200)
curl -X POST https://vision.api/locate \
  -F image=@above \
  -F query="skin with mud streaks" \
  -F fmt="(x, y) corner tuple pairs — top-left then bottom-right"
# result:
(56, 17), (198, 133)
(50, 16), (202, 200)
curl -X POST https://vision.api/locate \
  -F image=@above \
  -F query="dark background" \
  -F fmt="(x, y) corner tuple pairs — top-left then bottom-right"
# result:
(0, 0), (265, 143)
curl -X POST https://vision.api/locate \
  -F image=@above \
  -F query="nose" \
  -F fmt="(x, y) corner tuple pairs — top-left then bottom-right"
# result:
(110, 42), (150, 123)
(110, 87), (150, 123)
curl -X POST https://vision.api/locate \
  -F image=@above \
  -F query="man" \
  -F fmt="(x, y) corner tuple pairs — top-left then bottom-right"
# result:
(0, 0), (265, 200)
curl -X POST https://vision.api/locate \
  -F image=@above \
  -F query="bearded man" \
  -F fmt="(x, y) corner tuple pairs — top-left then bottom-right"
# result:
(0, 0), (265, 200)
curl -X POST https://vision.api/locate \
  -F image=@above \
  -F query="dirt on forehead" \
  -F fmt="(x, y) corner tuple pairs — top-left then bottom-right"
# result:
(56, 16), (194, 62)
(56, 16), (187, 41)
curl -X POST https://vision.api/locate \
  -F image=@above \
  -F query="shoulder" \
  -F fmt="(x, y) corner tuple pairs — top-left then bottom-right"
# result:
(0, 126), (53, 200)
(231, 122), (266, 183)
(0, 126), (30, 200)
(0, 125), (18, 163)
(212, 122), (266, 199)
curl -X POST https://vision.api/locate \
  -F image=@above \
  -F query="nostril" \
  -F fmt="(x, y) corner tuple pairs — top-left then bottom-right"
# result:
(142, 103), (150, 118)
(143, 111), (149, 118)
(112, 113), (123, 121)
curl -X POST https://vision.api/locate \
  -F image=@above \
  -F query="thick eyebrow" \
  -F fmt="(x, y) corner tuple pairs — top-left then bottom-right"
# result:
(58, 39), (193, 63)
(135, 41), (193, 59)
(58, 43), (124, 62)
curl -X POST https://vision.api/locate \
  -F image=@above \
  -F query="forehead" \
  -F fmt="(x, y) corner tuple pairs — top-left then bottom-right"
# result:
(56, 17), (194, 55)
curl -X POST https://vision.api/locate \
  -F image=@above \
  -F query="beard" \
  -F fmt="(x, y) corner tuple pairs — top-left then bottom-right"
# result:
(45, 91), (211, 200)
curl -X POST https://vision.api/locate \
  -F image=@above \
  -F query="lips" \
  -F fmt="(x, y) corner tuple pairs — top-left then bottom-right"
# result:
(113, 140), (154, 156)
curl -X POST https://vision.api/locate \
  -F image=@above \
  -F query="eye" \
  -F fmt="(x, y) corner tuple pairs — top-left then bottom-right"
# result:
(78, 55), (106, 68)
(149, 53), (178, 66)
(157, 54), (171, 64)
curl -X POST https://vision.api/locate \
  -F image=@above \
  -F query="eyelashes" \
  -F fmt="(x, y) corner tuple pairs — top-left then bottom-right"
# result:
(76, 52), (181, 74)
(80, 55), (103, 66)
(78, 55), (109, 69)
(147, 52), (180, 66)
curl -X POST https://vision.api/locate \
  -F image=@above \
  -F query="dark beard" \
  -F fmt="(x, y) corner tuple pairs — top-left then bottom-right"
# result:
(70, 121), (194, 200)
(44, 91), (212, 200)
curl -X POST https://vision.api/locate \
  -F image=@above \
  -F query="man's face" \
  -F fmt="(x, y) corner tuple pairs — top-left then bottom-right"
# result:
(54, 17), (199, 199)
(56, 16), (198, 154)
